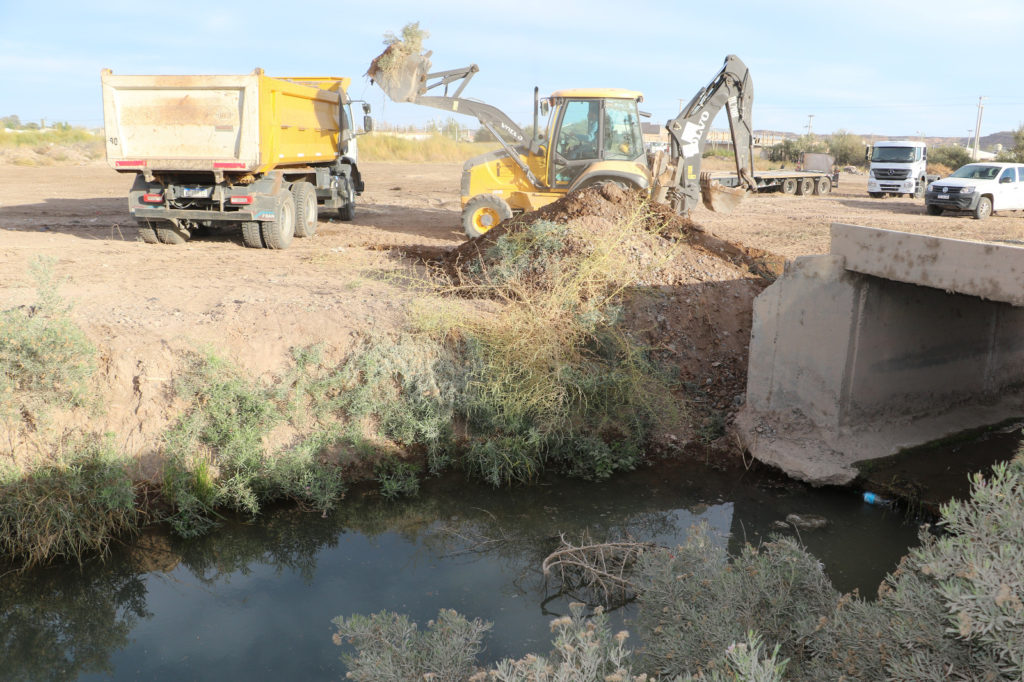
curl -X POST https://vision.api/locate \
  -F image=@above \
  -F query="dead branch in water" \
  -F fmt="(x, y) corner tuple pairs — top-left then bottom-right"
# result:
(541, 533), (655, 609)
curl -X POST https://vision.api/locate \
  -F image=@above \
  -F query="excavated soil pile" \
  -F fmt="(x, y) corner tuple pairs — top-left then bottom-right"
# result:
(445, 183), (785, 443)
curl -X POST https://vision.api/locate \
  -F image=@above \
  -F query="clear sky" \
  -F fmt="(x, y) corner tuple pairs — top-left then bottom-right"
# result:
(2, 0), (1023, 141)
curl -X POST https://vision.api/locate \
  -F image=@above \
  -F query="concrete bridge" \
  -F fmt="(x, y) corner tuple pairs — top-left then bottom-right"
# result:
(735, 223), (1024, 485)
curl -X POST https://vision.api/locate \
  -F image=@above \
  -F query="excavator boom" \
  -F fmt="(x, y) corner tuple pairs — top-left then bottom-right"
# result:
(652, 54), (755, 215)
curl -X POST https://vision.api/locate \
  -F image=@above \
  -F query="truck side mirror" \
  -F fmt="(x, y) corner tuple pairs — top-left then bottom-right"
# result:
(362, 103), (371, 115)
(363, 115), (374, 133)
(864, 147), (870, 161)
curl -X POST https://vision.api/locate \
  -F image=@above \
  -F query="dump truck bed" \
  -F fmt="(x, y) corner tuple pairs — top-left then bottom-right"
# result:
(101, 71), (350, 174)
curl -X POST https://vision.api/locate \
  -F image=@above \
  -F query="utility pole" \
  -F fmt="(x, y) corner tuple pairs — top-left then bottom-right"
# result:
(806, 114), (815, 137)
(973, 96), (986, 160)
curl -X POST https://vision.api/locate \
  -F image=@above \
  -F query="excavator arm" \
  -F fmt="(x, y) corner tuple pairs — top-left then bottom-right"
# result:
(368, 53), (544, 188)
(652, 54), (755, 215)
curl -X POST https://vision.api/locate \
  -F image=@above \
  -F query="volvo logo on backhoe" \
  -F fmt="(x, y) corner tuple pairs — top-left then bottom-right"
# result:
(680, 111), (710, 158)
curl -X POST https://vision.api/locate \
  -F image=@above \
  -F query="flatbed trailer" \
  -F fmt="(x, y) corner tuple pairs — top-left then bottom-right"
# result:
(704, 169), (835, 196)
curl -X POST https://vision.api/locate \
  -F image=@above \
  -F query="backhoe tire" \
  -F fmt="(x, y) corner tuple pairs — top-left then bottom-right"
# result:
(780, 178), (797, 194)
(463, 194), (512, 239)
(260, 191), (296, 249)
(796, 177), (814, 195)
(814, 176), (832, 195)
(136, 219), (160, 244)
(972, 196), (992, 220)
(155, 220), (189, 245)
(241, 221), (264, 248)
(291, 182), (318, 238)
(925, 204), (943, 216)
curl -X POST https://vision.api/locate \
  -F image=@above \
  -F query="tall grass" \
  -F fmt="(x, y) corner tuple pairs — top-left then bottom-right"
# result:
(358, 133), (499, 162)
(0, 128), (97, 148)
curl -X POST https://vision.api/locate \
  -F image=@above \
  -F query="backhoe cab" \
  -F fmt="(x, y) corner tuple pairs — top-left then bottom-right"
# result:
(461, 89), (649, 237)
(367, 44), (753, 238)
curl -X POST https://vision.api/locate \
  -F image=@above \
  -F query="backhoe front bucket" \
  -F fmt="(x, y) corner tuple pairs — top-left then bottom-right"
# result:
(366, 45), (432, 103)
(700, 172), (747, 213)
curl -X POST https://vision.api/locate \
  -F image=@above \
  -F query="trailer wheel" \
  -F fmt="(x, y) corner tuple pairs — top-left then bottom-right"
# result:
(291, 182), (318, 237)
(796, 178), (814, 195)
(241, 221), (264, 248)
(260, 191), (296, 249)
(136, 219), (160, 244)
(338, 177), (355, 221)
(814, 176), (832, 195)
(463, 194), (512, 239)
(155, 220), (189, 245)
(780, 178), (797, 194)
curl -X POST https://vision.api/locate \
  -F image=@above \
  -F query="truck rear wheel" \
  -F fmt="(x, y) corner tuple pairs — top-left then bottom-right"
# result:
(814, 177), (832, 195)
(463, 194), (512, 239)
(241, 221), (264, 248)
(780, 178), (797, 194)
(260, 191), (296, 249)
(291, 182), (318, 237)
(155, 220), (189, 245)
(136, 219), (160, 244)
(796, 178), (814, 195)
(338, 177), (355, 221)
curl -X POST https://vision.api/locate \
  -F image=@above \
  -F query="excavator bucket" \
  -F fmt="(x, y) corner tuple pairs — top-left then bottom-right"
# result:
(366, 44), (432, 103)
(700, 171), (747, 214)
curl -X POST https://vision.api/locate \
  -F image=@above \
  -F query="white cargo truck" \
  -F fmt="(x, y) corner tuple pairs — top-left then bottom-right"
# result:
(866, 140), (934, 199)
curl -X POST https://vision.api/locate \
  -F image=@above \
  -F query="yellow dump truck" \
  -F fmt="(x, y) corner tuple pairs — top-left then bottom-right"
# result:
(101, 69), (372, 248)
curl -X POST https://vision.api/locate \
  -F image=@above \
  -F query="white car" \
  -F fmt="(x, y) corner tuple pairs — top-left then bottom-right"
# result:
(925, 162), (1024, 219)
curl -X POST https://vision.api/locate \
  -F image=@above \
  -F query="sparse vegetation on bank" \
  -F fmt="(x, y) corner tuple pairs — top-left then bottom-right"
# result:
(334, 451), (1024, 680)
(0, 194), (685, 566)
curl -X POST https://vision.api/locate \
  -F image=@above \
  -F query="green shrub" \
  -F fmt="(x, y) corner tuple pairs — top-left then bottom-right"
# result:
(333, 608), (491, 681)
(0, 434), (138, 567)
(929, 144), (972, 172)
(374, 457), (421, 499)
(636, 525), (837, 678)
(160, 353), (346, 537)
(0, 258), (95, 430)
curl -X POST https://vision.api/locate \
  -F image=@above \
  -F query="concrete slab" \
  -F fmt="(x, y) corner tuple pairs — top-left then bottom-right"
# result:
(737, 230), (1024, 485)
(831, 223), (1024, 306)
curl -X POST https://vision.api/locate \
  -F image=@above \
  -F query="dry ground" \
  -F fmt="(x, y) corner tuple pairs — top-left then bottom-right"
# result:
(2, 161), (1022, 461)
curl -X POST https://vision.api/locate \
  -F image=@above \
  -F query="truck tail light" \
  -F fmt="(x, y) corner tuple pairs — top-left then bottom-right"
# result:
(116, 160), (146, 168)
(142, 193), (164, 203)
(214, 162), (246, 169)
(230, 196), (253, 205)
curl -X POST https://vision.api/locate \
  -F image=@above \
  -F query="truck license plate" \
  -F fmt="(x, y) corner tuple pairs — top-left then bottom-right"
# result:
(938, 194), (949, 200)
(181, 187), (211, 198)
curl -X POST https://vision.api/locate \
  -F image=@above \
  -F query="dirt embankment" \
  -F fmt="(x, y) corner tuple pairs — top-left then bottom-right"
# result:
(2, 163), (1023, 468)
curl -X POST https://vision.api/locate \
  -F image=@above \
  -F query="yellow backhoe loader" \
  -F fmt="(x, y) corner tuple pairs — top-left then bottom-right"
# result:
(368, 47), (755, 238)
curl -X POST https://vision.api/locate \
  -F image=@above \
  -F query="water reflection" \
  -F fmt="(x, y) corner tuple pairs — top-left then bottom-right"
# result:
(1, 462), (922, 681)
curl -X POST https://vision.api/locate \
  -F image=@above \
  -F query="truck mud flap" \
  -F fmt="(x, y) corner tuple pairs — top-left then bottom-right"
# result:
(700, 171), (746, 213)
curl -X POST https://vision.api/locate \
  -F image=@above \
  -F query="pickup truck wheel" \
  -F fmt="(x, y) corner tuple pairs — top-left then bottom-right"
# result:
(136, 219), (160, 244)
(973, 196), (992, 220)
(814, 177), (832, 195)
(463, 194), (512, 239)
(155, 221), (189, 245)
(338, 178), (355, 221)
(780, 178), (797, 194)
(925, 204), (943, 216)
(260, 191), (296, 249)
(241, 221), (264, 248)
(795, 178), (814, 195)
(291, 182), (318, 237)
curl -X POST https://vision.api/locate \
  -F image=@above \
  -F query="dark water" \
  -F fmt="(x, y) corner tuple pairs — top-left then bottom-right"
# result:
(1, 461), (925, 681)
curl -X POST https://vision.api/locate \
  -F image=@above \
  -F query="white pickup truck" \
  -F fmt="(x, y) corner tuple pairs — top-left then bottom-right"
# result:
(925, 162), (1024, 219)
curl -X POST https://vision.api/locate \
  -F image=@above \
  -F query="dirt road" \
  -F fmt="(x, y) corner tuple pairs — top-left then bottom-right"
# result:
(2, 161), (1022, 460)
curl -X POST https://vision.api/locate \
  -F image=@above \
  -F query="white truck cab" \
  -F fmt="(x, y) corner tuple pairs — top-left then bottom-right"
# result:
(925, 162), (1024, 219)
(867, 140), (931, 198)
